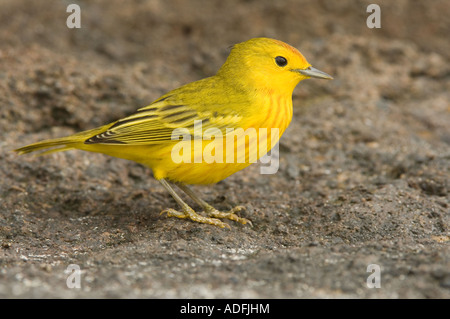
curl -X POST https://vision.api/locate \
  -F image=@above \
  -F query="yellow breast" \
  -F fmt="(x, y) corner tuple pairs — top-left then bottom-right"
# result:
(80, 93), (293, 185)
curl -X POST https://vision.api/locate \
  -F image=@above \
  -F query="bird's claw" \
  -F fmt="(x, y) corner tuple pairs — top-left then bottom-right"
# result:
(161, 208), (231, 229)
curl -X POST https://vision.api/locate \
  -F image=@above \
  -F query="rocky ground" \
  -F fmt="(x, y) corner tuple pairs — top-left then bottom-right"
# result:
(0, 0), (448, 298)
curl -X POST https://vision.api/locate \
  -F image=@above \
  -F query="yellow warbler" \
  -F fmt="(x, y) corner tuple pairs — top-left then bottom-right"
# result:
(16, 38), (332, 229)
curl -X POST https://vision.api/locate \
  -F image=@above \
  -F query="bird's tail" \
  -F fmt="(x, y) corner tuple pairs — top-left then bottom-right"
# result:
(15, 125), (110, 156)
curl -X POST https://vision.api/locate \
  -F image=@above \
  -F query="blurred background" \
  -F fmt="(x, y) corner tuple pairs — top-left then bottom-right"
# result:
(1, 0), (448, 141)
(0, 0), (448, 298)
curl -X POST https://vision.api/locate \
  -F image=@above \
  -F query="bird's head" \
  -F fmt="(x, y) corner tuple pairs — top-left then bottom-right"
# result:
(218, 37), (332, 96)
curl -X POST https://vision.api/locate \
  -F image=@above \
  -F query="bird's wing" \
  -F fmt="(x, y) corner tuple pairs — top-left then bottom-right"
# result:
(84, 95), (243, 145)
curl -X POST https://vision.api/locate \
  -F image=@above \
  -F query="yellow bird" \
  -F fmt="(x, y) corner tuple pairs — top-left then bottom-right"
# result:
(15, 38), (332, 229)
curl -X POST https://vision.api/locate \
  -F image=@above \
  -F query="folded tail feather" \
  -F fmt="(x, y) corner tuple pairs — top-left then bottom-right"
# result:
(15, 125), (112, 156)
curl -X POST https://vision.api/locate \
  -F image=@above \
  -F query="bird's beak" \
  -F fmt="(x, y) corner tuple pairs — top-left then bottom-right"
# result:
(296, 66), (333, 80)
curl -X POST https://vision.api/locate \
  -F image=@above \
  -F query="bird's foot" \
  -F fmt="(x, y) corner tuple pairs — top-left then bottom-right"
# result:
(161, 207), (231, 229)
(204, 205), (253, 227)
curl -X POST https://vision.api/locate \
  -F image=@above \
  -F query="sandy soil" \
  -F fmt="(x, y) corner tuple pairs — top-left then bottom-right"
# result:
(0, 0), (449, 298)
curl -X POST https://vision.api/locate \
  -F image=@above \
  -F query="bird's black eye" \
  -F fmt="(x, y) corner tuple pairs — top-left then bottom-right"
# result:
(275, 56), (288, 67)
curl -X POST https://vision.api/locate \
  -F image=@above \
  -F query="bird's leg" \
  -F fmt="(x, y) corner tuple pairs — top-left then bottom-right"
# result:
(159, 179), (230, 229)
(176, 183), (252, 227)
